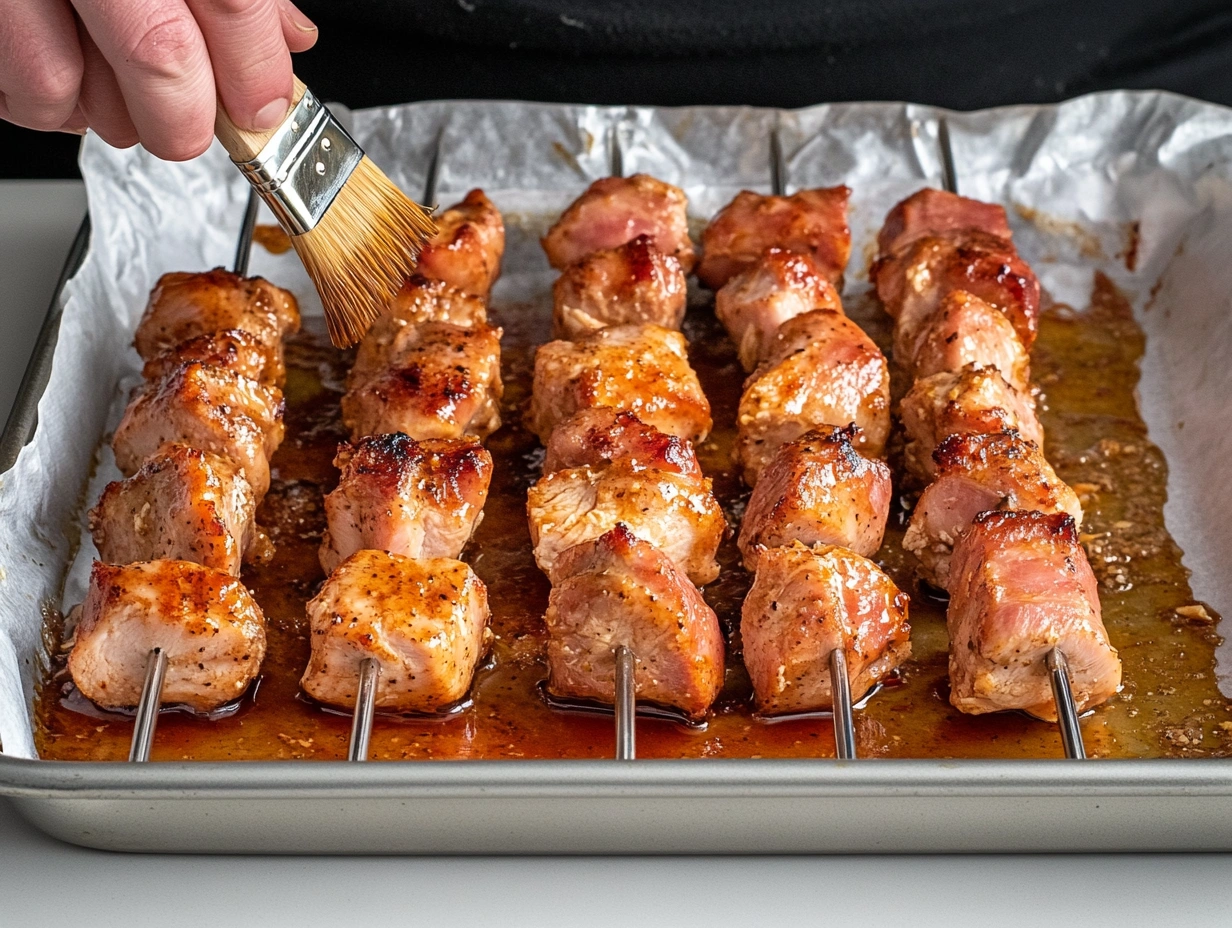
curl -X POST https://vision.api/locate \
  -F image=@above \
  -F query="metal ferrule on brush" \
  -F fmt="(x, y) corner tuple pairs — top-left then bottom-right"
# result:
(236, 89), (363, 236)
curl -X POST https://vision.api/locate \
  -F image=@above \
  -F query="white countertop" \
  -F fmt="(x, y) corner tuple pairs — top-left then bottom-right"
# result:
(0, 179), (1227, 928)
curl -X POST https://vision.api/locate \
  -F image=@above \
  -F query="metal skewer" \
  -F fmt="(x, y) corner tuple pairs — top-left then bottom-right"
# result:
(347, 658), (381, 762)
(769, 124), (786, 196)
(829, 648), (857, 760)
(233, 188), (261, 277)
(937, 116), (959, 196)
(614, 645), (637, 760)
(128, 648), (168, 762)
(1046, 647), (1087, 759)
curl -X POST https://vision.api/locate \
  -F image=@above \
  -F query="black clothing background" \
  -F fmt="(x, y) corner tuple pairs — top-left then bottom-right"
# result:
(4, 0), (1231, 178)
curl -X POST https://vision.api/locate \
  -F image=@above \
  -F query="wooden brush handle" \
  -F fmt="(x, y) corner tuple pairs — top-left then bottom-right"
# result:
(214, 75), (308, 162)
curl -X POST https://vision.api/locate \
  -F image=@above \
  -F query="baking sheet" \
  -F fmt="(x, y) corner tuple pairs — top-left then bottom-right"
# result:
(2, 91), (1232, 761)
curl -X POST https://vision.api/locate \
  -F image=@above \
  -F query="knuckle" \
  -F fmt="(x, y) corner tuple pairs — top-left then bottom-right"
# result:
(120, 12), (201, 77)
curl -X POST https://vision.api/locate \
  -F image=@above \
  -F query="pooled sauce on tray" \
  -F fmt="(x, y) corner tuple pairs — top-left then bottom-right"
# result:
(36, 274), (1232, 761)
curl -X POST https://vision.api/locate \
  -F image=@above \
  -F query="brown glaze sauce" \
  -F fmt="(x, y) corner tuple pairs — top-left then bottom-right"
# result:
(36, 274), (1231, 761)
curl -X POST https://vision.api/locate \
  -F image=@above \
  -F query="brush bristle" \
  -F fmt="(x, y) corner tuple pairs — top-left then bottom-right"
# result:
(291, 156), (437, 347)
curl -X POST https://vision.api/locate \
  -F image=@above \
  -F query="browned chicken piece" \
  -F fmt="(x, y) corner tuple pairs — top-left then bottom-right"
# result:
(319, 433), (492, 574)
(133, 268), (300, 382)
(903, 431), (1083, 590)
(415, 189), (506, 299)
(545, 524), (725, 720)
(68, 558), (266, 712)
(542, 408), (702, 479)
(541, 173), (697, 273)
(90, 442), (257, 575)
(527, 460), (725, 585)
(300, 548), (490, 713)
(741, 542), (910, 715)
(552, 234), (687, 339)
(350, 276), (488, 386)
(342, 322), (504, 442)
(528, 324), (712, 444)
(715, 247), (845, 372)
(877, 188), (1014, 257)
(899, 364), (1044, 482)
(112, 362), (284, 498)
(738, 425), (891, 572)
(141, 328), (278, 387)
(697, 187), (851, 290)
(735, 309), (890, 485)
(896, 289), (1030, 391)
(947, 510), (1120, 720)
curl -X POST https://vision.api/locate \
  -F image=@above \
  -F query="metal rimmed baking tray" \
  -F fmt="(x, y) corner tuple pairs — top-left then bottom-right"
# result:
(3, 91), (1232, 854)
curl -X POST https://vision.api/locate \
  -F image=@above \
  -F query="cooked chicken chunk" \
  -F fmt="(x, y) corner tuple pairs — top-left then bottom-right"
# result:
(142, 328), (278, 387)
(542, 408), (702, 478)
(342, 322), (503, 442)
(897, 289), (1030, 391)
(738, 426), (891, 571)
(552, 234), (687, 339)
(698, 187), (851, 290)
(715, 247), (845, 372)
(877, 188), (1013, 257)
(68, 559), (266, 712)
(545, 524), (725, 720)
(527, 461), (725, 585)
(319, 433), (492, 574)
(741, 542), (910, 715)
(415, 189), (505, 299)
(899, 365), (1044, 481)
(903, 430), (1083, 590)
(528, 324), (712, 443)
(947, 510), (1120, 720)
(301, 549), (490, 713)
(542, 173), (696, 273)
(736, 309), (890, 485)
(90, 443), (257, 575)
(112, 362), (284, 498)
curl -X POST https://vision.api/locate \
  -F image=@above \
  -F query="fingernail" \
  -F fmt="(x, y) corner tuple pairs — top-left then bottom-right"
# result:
(253, 98), (290, 131)
(284, 3), (318, 32)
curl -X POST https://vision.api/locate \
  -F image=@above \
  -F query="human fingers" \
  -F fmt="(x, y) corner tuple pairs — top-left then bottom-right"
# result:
(277, 0), (317, 54)
(0, 0), (85, 131)
(76, 20), (140, 148)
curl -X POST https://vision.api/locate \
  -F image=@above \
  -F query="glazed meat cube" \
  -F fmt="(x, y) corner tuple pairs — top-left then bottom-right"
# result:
(90, 443), (257, 575)
(415, 189), (505, 299)
(301, 549), (490, 713)
(735, 309), (890, 485)
(319, 433), (492, 574)
(900, 365), (1043, 481)
(142, 328), (278, 387)
(897, 289), (1030, 391)
(947, 510), (1121, 720)
(715, 247), (845, 372)
(542, 408), (702, 478)
(877, 188), (1013, 257)
(552, 234), (687, 339)
(741, 542), (910, 715)
(542, 174), (696, 273)
(527, 461), (725, 585)
(738, 425), (891, 571)
(697, 187), (851, 290)
(68, 559), (266, 712)
(112, 362), (284, 498)
(545, 524), (725, 720)
(342, 322), (503, 442)
(903, 431), (1083, 590)
(528, 324), (712, 443)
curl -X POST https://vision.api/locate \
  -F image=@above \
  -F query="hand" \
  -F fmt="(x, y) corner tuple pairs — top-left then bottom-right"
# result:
(0, 0), (319, 161)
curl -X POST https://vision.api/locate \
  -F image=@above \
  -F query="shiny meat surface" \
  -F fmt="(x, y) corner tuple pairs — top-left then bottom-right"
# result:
(541, 174), (696, 273)
(552, 234), (687, 339)
(68, 559), (266, 712)
(741, 542), (910, 714)
(542, 408), (702, 478)
(528, 324), (712, 443)
(527, 461), (725, 585)
(947, 510), (1121, 720)
(142, 328), (279, 387)
(544, 524), (725, 720)
(319, 433), (492, 574)
(735, 309), (890, 485)
(737, 425), (891, 571)
(903, 430), (1083, 590)
(415, 189), (505, 299)
(877, 188), (1013, 257)
(90, 442), (257, 575)
(697, 187), (851, 289)
(112, 362), (285, 498)
(899, 365), (1044, 482)
(896, 289), (1031, 391)
(342, 322), (503, 442)
(715, 247), (844, 372)
(300, 549), (490, 713)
